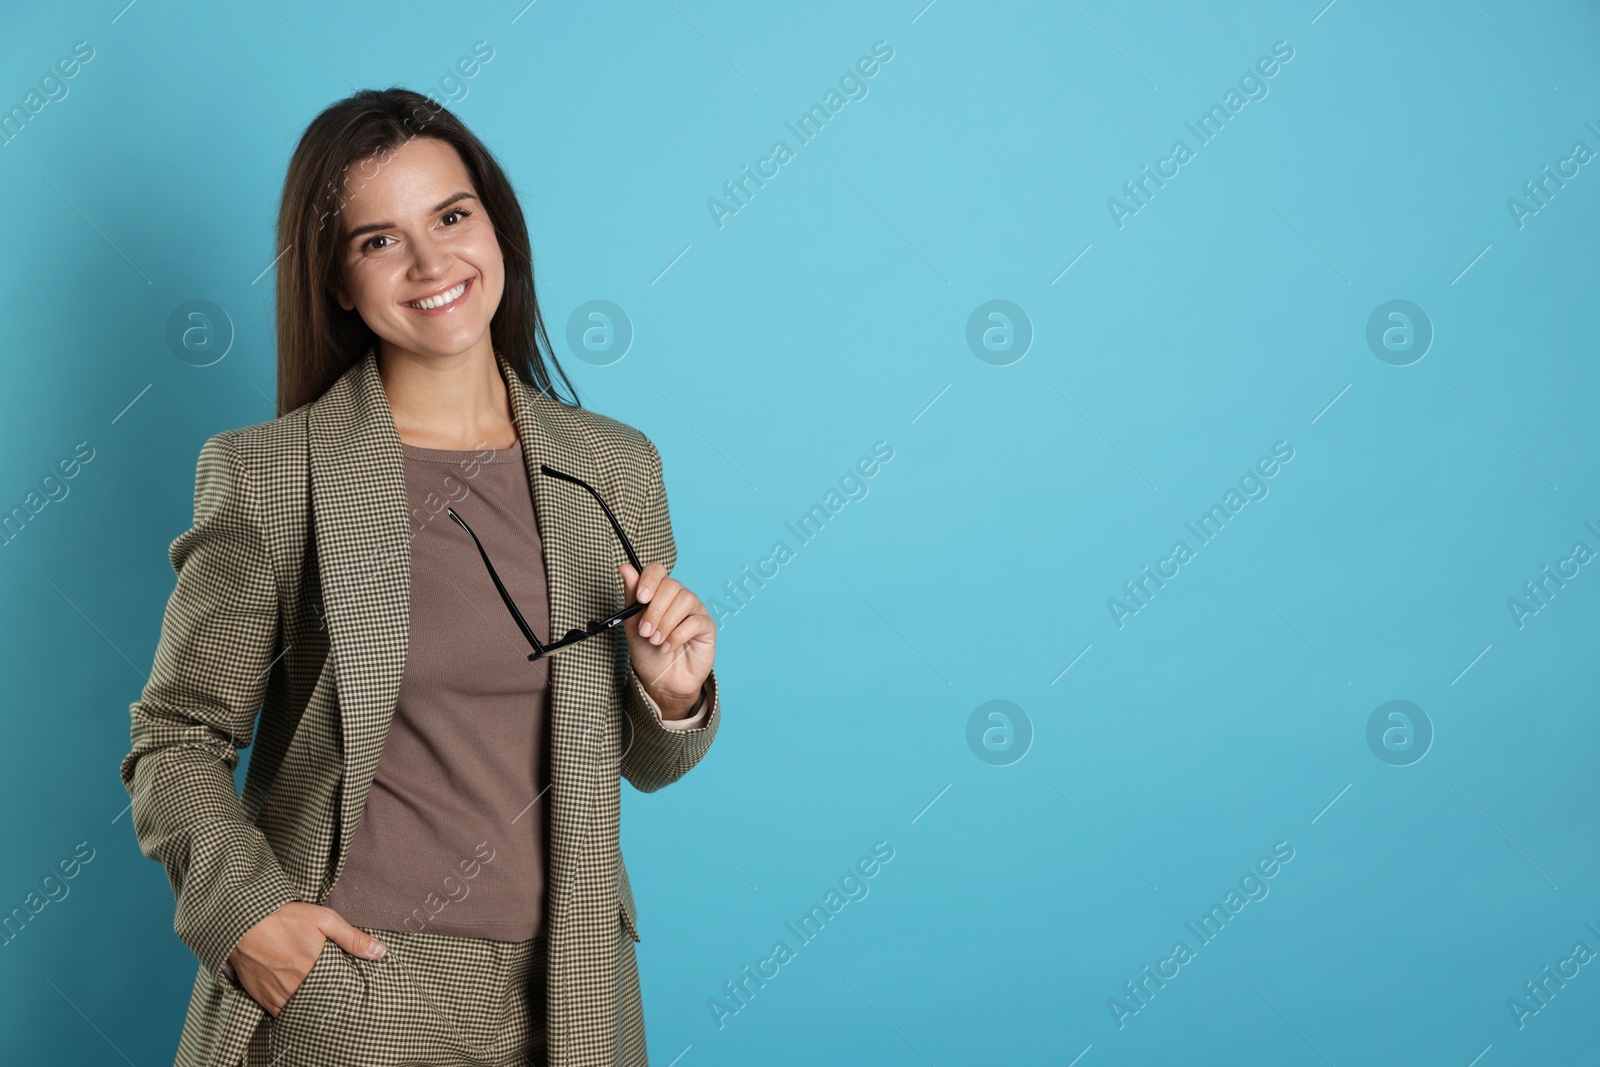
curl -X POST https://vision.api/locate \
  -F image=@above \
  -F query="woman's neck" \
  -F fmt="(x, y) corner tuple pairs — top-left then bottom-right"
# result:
(376, 341), (519, 451)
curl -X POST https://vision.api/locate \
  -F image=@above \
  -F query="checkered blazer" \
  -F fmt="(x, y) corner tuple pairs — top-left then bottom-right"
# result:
(119, 348), (721, 1067)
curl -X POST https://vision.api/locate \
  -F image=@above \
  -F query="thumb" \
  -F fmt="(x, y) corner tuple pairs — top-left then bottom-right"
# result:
(619, 561), (640, 603)
(323, 911), (386, 959)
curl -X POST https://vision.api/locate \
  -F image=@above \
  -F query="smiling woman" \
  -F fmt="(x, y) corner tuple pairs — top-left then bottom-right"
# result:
(273, 92), (576, 418)
(120, 87), (724, 1067)
(298, 137), (517, 426)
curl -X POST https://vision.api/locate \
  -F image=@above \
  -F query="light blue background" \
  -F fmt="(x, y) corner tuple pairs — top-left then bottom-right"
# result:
(2, 1), (1598, 1064)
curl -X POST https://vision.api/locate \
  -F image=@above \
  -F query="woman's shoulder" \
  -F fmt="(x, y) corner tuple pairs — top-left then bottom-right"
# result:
(191, 408), (310, 490)
(201, 407), (309, 459)
(526, 389), (661, 465)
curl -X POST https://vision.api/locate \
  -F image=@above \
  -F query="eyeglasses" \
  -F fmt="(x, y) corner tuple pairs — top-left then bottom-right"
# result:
(447, 463), (646, 662)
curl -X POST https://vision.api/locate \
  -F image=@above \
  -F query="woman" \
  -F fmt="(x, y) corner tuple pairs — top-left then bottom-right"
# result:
(119, 88), (721, 1067)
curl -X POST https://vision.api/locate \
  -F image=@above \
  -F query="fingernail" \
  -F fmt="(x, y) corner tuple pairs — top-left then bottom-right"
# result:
(639, 588), (652, 602)
(639, 621), (652, 637)
(370, 942), (386, 958)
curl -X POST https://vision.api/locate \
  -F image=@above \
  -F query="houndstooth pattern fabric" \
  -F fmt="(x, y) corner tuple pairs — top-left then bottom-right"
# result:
(120, 348), (721, 1066)
(242, 925), (548, 1067)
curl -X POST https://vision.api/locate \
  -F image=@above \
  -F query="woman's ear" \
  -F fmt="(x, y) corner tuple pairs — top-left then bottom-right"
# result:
(331, 282), (354, 312)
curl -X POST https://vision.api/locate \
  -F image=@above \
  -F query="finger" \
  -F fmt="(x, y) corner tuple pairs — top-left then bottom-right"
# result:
(661, 609), (714, 653)
(638, 618), (713, 690)
(618, 561), (639, 602)
(634, 561), (670, 604)
(322, 909), (387, 959)
(637, 578), (681, 639)
(637, 634), (697, 689)
(648, 589), (701, 647)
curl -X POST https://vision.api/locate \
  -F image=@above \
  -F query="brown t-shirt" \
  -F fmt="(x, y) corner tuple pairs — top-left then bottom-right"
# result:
(319, 436), (706, 941)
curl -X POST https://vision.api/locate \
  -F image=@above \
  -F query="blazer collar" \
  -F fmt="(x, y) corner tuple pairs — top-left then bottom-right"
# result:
(305, 345), (611, 888)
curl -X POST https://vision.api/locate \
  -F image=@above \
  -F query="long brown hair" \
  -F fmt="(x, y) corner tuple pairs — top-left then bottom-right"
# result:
(274, 87), (579, 415)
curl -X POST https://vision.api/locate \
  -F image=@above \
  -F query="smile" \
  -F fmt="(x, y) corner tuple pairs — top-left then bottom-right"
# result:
(403, 278), (471, 312)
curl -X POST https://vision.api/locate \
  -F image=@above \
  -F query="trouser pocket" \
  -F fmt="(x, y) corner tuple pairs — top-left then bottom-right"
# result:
(268, 939), (363, 1065)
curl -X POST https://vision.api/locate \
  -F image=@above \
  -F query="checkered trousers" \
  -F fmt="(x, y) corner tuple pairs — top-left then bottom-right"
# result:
(241, 926), (546, 1067)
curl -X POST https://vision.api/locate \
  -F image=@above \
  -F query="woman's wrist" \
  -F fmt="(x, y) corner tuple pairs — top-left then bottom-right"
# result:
(653, 691), (699, 720)
(639, 675), (703, 721)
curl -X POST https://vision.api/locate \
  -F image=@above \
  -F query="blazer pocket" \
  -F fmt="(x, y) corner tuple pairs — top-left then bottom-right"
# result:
(617, 856), (641, 943)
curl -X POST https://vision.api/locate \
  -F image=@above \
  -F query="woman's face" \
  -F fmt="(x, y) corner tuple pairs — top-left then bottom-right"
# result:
(331, 136), (504, 361)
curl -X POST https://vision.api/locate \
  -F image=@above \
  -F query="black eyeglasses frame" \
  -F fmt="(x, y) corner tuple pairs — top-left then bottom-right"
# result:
(446, 463), (646, 662)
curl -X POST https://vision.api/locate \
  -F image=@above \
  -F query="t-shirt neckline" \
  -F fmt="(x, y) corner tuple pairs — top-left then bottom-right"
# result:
(399, 437), (524, 464)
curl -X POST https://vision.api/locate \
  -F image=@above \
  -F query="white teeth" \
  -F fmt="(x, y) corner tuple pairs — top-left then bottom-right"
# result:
(407, 281), (467, 309)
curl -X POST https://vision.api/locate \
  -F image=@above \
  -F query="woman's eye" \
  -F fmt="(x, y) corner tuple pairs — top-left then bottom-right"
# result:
(358, 209), (469, 251)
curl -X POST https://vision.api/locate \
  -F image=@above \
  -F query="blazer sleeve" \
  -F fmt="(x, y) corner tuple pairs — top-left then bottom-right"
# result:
(118, 432), (300, 986)
(642, 683), (712, 731)
(620, 436), (721, 793)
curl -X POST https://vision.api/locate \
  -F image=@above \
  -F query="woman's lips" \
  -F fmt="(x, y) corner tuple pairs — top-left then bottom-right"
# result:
(403, 277), (472, 315)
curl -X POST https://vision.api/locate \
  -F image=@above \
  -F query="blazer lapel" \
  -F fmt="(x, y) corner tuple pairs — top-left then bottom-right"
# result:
(307, 345), (611, 904)
(306, 347), (410, 893)
(498, 348), (615, 939)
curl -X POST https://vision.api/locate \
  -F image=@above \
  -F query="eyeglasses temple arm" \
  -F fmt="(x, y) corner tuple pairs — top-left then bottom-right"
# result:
(538, 464), (646, 573)
(446, 506), (548, 655)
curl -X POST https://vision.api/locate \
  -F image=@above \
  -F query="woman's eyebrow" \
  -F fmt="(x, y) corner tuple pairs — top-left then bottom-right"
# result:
(344, 191), (478, 243)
